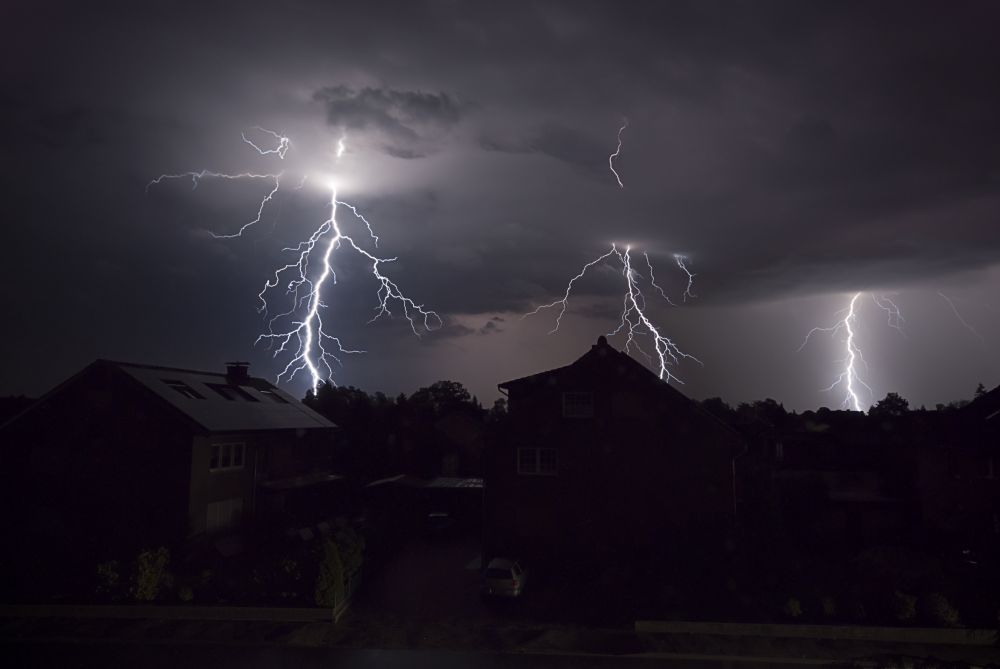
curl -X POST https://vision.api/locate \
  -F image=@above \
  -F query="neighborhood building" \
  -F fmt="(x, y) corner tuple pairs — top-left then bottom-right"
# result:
(484, 336), (745, 569)
(0, 359), (339, 572)
(914, 385), (1000, 543)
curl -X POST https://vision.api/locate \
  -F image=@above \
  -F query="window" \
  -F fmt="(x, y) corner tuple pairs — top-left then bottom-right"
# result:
(162, 379), (205, 400)
(206, 497), (243, 532)
(562, 392), (594, 418)
(210, 443), (246, 471)
(206, 383), (258, 402)
(258, 387), (289, 404)
(517, 447), (558, 475)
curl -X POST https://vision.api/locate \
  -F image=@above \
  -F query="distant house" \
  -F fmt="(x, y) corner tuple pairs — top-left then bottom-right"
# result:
(742, 413), (913, 548)
(484, 336), (744, 569)
(0, 359), (338, 570)
(915, 385), (1000, 543)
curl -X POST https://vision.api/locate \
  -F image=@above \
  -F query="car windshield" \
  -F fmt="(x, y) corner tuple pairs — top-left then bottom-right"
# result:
(485, 568), (511, 579)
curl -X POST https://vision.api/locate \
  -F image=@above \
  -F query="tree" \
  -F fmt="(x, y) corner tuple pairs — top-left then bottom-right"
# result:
(974, 382), (987, 399)
(701, 397), (737, 424)
(869, 392), (909, 418)
(408, 380), (474, 414)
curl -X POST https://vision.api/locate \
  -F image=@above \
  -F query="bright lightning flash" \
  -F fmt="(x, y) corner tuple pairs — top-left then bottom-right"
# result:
(524, 244), (700, 384)
(148, 128), (441, 392)
(799, 292), (904, 412)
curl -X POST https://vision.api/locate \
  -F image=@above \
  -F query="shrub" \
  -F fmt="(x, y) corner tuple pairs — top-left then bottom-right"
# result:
(130, 547), (171, 602)
(783, 597), (803, 619)
(924, 592), (960, 628)
(178, 585), (194, 602)
(821, 595), (837, 618)
(96, 560), (122, 599)
(892, 590), (917, 622)
(314, 538), (345, 608)
(334, 524), (365, 575)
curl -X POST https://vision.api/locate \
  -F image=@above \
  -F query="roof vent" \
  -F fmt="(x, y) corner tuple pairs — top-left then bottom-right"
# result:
(225, 361), (250, 381)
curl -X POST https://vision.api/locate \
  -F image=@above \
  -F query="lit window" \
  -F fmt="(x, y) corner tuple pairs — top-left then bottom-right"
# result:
(562, 392), (594, 418)
(210, 443), (245, 472)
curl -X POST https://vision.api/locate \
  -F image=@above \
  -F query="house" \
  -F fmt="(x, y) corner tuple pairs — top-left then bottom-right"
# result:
(484, 336), (744, 571)
(0, 359), (338, 579)
(914, 385), (1000, 544)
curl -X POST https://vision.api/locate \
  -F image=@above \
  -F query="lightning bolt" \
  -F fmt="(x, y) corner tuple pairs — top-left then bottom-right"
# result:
(674, 254), (696, 302)
(938, 291), (987, 345)
(799, 292), (904, 412)
(242, 126), (290, 159)
(608, 117), (628, 189)
(148, 127), (441, 392)
(524, 244), (700, 383)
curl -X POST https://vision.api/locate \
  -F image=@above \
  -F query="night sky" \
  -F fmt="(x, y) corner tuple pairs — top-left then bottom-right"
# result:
(4, 1), (999, 411)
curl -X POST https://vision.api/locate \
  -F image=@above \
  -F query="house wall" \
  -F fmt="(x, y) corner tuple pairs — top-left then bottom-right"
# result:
(0, 364), (194, 592)
(486, 360), (740, 568)
(186, 428), (338, 536)
(916, 441), (1000, 541)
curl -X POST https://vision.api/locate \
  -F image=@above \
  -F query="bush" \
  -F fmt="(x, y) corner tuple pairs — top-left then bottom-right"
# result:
(892, 590), (917, 622)
(821, 595), (837, 618)
(334, 524), (366, 575)
(924, 592), (960, 628)
(96, 560), (123, 599)
(314, 538), (345, 608)
(782, 597), (803, 619)
(130, 547), (171, 602)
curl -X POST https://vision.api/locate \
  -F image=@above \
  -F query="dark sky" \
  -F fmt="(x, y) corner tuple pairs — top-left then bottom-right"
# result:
(3, 1), (999, 411)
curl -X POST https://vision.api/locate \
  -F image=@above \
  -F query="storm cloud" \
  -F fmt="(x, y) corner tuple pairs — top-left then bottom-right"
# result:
(3, 0), (999, 411)
(315, 85), (464, 157)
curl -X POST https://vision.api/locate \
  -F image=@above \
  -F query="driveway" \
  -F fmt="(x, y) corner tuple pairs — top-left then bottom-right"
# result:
(350, 532), (490, 626)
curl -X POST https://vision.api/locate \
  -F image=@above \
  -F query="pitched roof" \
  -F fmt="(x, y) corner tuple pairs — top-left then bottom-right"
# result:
(499, 335), (683, 397)
(497, 336), (743, 439)
(110, 360), (336, 432)
(2, 359), (336, 433)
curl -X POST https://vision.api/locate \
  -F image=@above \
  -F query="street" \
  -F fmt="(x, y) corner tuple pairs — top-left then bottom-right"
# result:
(3, 640), (830, 668)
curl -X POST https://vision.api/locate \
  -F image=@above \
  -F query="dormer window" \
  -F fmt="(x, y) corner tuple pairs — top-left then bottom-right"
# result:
(162, 379), (205, 400)
(258, 387), (289, 404)
(562, 392), (594, 418)
(205, 383), (259, 402)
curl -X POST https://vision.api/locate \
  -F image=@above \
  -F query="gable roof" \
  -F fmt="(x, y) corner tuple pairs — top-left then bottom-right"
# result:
(499, 335), (685, 398)
(3, 359), (336, 434)
(965, 383), (1000, 423)
(498, 336), (742, 438)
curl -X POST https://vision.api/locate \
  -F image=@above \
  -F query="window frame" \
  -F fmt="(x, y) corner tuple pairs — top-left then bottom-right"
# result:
(562, 391), (595, 418)
(210, 442), (246, 472)
(205, 383), (259, 402)
(162, 379), (205, 400)
(517, 447), (558, 476)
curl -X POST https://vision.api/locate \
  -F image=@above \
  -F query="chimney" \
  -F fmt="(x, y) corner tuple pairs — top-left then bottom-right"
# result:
(225, 361), (250, 381)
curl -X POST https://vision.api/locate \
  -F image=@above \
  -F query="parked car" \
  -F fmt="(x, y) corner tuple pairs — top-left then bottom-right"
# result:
(481, 557), (527, 598)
